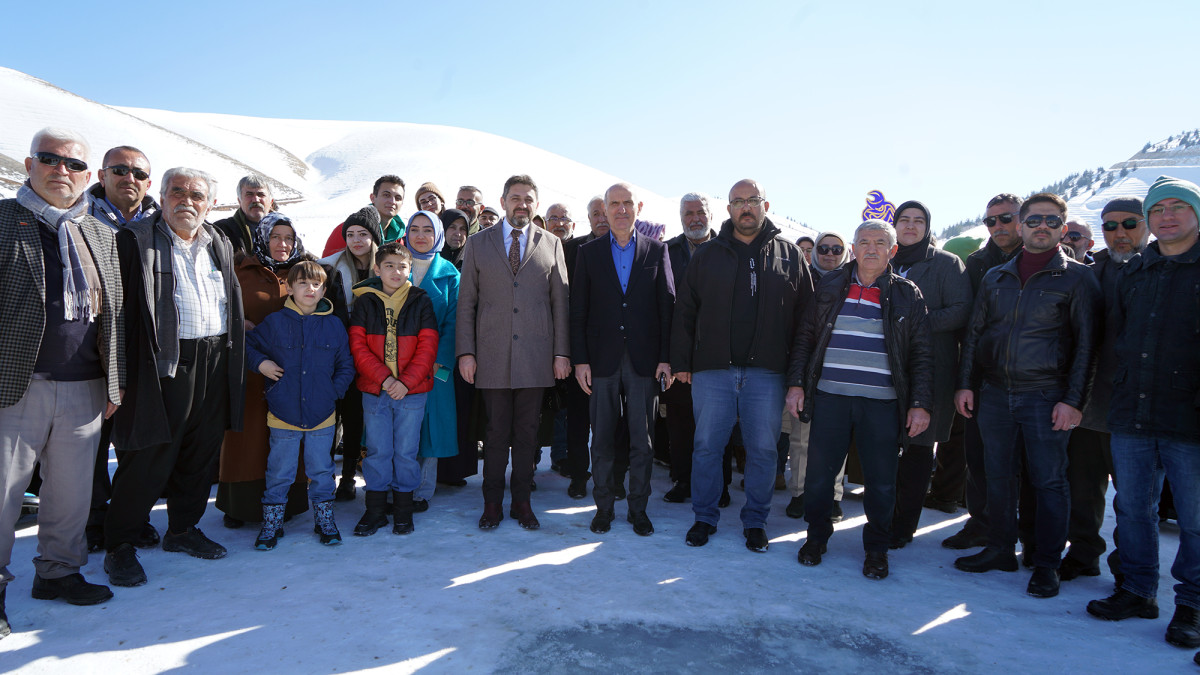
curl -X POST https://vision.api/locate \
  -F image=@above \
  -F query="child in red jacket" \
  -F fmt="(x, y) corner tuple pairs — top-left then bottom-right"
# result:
(348, 242), (438, 536)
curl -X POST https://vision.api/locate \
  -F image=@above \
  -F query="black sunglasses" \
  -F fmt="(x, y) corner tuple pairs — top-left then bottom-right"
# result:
(104, 164), (150, 181)
(816, 244), (844, 256)
(982, 213), (1017, 227)
(1063, 231), (1086, 242)
(1023, 214), (1064, 229)
(32, 151), (88, 172)
(1102, 218), (1142, 232)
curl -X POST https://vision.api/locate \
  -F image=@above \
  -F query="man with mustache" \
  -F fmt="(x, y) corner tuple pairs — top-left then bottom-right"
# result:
(86, 146), (158, 230)
(104, 168), (246, 587)
(0, 128), (125, 638)
(455, 185), (485, 234)
(457, 175), (570, 530)
(671, 179), (814, 552)
(954, 192), (1100, 599)
(214, 173), (275, 255)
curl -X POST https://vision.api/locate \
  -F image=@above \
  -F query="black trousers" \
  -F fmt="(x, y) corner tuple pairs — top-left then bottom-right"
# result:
(589, 352), (657, 514)
(105, 337), (230, 549)
(664, 380), (695, 484)
(480, 387), (542, 505)
(1065, 427), (1112, 564)
(928, 414), (967, 503)
(565, 374), (592, 480)
(439, 370), (480, 482)
(892, 443), (935, 539)
(961, 413), (989, 536)
(336, 387), (364, 484)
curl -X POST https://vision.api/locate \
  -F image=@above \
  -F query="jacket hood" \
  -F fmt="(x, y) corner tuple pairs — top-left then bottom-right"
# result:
(716, 216), (781, 249)
(282, 295), (334, 317)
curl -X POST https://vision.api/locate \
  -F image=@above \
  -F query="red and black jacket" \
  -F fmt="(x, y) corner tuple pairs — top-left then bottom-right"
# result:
(349, 277), (439, 396)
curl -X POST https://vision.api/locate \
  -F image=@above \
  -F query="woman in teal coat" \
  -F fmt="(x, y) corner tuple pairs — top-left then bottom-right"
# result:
(405, 210), (460, 510)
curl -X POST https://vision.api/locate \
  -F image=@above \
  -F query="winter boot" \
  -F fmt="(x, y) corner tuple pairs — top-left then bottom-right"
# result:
(354, 491), (389, 536)
(255, 504), (285, 550)
(313, 500), (341, 546)
(392, 490), (415, 535)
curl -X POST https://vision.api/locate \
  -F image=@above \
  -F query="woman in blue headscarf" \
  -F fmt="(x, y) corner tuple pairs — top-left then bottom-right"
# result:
(404, 210), (460, 511)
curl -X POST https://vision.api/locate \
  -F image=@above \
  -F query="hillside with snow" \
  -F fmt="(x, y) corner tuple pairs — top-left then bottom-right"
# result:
(0, 67), (815, 244)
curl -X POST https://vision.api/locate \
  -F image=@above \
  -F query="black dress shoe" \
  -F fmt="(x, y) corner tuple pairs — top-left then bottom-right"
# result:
(104, 543), (146, 587)
(222, 514), (245, 529)
(785, 496), (805, 519)
(923, 494), (959, 514)
(864, 551), (889, 579)
(1059, 556), (1101, 581)
(591, 509), (614, 534)
(628, 511), (654, 536)
(413, 499), (430, 513)
(663, 481), (690, 503)
(718, 488), (731, 508)
(686, 522), (716, 547)
(31, 573), (112, 605)
(162, 527), (227, 560)
(744, 528), (768, 552)
(1027, 566), (1060, 598)
(830, 501), (844, 523)
(954, 548), (1018, 573)
(941, 526), (989, 550)
(1167, 605), (1200, 648)
(798, 540), (827, 566)
(568, 477), (588, 499)
(1087, 588), (1160, 621)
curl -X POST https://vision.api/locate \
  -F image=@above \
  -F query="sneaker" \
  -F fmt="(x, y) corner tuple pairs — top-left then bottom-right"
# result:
(744, 528), (769, 553)
(785, 496), (805, 519)
(685, 522), (717, 547)
(954, 548), (1018, 573)
(663, 481), (690, 503)
(1059, 556), (1101, 582)
(798, 540), (827, 566)
(104, 543), (147, 587)
(162, 527), (227, 560)
(863, 551), (889, 580)
(1167, 605), (1200, 649)
(941, 526), (988, 550)
(628, 511), (654, 536)
(1027, 566), (1060, 598)
(31, 573), (112, 605)
(590, 508), (614, 534)
(567, 477), (588, 500)
(830, 501), (844, 523)
(1087, 588), (1160, 621)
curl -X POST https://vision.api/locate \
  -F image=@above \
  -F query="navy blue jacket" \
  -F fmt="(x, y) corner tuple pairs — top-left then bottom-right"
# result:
(245, 297), (356, 429)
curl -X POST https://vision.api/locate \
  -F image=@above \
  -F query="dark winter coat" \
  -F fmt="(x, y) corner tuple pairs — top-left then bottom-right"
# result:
(787, 262), (934, 448)
(898, 247), (972, 444)
(1079, 249), (1123, 432)
(349, 278), (439, 396)
(1107, 238), (1200, 442)
(958, 248), (1101, 411)
(245, 297), (355, 429)
(85, 183), (159, 231)
(666, 230), (716, 291)
(965, 237), (1020, 296)
(670, 218), (814, 375)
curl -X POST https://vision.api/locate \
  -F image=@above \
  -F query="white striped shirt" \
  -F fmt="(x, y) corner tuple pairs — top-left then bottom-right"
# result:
(169, 227), (227, 339)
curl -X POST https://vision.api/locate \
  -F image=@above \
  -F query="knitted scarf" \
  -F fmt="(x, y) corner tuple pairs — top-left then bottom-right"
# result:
(17, 182), (100, 322)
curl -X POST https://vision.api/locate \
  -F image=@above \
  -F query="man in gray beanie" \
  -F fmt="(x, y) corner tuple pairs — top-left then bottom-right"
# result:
(1087, 176), (1200, 652)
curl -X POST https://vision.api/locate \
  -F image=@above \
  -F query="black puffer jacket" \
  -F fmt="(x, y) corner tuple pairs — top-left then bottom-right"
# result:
(670, 218), (813, 375)
(1108, 239), (1200, 442)
(787, 263), (934, 445)
(958, 248), (1101, 410)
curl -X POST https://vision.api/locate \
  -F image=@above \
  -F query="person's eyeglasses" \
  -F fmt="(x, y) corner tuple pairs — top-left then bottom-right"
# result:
(1023, 214), (1064, 229)
(982, 213), (1017, 227)
(32, 152), (88, 172)
(417, 195), (440, 206)
(1147, 203), (1193, 217)
(729, 197), (765, 209)
(455, 199), (477, 207)
(1102, 218), (1142, 232)
(546, 216), (571, 223)
(168, 186), (208, 203)
(1063, 232), (1086, 242)
(104, 164), (150, 181)
(816, 244), (844, 256)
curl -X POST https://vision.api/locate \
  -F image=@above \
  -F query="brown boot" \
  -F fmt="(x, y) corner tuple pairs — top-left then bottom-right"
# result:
(509, 502), (540, 530)
(478, 503), (503, 530)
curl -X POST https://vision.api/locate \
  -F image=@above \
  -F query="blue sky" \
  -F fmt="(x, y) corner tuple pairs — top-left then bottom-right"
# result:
(3, 1), (1196, 235)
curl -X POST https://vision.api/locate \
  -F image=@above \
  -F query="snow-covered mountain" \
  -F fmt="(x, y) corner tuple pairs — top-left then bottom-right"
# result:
(0, 67), (815, 245)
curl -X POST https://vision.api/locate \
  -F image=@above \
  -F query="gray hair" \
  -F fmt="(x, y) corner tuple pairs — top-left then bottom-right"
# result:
(30, 127), (91, 163)
(160, 167), (218, 204)
(588, 195), (604, 208)
(853, 219), (897, 249)
(679, 192), (711, 218)
(545, 202), (573, 221)
(605, 182), (639, 206)
(236, 173), (272, 198)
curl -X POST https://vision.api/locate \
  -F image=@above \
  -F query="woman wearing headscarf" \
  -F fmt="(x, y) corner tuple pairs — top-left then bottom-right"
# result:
(886, 200), (972, 549)
(217, 212), (316, 527)
(811, 231), (851, 281)
(439, 208), (471, 270)
(404, 210), (461, 510)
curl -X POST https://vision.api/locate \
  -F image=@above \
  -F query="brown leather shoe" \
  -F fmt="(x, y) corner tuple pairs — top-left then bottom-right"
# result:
(478, 503), (503, 530)
(509, 502), (540, 530)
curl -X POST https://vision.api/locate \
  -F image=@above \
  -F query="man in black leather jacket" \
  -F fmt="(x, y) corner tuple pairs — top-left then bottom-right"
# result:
(786, 219), (933, 580)
(953, 192), (1101, 600)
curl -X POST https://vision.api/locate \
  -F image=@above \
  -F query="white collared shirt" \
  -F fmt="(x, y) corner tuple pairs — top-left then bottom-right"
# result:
(169, 226), (227, 339)
(501, 218), (529, 263)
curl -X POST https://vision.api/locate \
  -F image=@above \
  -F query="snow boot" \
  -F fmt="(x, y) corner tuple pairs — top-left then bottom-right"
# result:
(255, 504), (285, 550)
(313, 500), (341, 546)
(392, 490), (415, 535)
(354, 491), (389, 536)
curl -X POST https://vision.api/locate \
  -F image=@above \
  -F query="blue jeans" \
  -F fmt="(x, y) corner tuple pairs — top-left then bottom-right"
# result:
(690, 367), (784, 529)
(264, 426), (337, 504)
(977, 384), (1070, 568)
(1110, 433), (1200, 609)
(362, 391), (428, 492)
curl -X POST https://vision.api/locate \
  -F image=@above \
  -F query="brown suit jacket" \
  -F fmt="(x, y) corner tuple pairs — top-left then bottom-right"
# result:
(456, 220), (569, 389)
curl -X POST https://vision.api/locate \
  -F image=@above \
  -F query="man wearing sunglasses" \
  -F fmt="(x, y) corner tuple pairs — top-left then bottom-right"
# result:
(942, 193), (1026, 552)
(954, 192), (1100, 600)
(0, 128), (126, 636)
(1062, 219), (1095, 264)
(86, 146), (157, 230)
(1088, 177), (1200, 651)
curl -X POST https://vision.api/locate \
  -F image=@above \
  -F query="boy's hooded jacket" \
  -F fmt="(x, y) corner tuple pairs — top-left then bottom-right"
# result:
(245, 296), (356, 429)
(348, 276), (439, 396)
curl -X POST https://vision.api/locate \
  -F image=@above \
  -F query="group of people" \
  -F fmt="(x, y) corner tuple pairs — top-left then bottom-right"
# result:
(0, 126), (1197, 667)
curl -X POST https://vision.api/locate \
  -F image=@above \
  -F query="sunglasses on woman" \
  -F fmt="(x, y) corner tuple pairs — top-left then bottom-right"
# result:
(816, 244), (844, 256)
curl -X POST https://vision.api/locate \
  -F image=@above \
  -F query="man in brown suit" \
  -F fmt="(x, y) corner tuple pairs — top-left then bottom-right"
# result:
(457, 174), (570, 530)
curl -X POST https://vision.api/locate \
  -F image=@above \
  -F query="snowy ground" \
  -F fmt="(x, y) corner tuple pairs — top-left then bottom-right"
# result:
(2, 451), (1196, 674)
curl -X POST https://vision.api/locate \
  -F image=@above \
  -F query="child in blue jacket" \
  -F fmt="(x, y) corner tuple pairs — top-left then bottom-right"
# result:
(246, 261), (356, 548)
